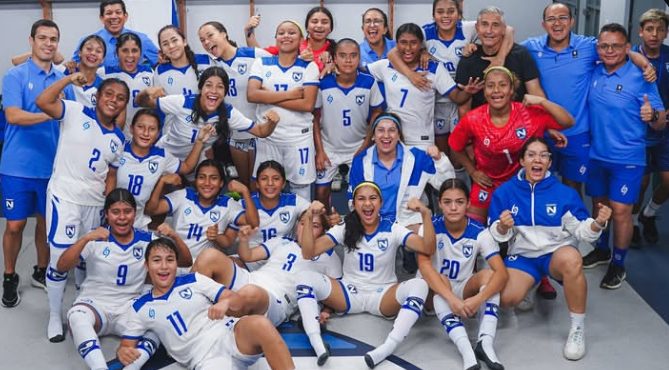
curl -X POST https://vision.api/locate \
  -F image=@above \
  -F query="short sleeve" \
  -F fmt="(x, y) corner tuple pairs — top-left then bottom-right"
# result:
(164, 151), (181, 174)
(228, 107), (254, 131)
(249, 58), (264, 83)
(325, 223), (345, 245)
(194, 273), (227, 302)
(516, 46), (540, 82)
(640, 81), (664, 110)
(254, 48), (273, 58)
(303, 62), (320, 86)
(366, 60), (385, 81)
(369, 80), (385, 108)
(391, 223), (414, 249)
(223, 199), (244, 230)
(61, 100), (84, 124)
(315, 90), (323, 109)
(120, 309), (147, 340)
(79, 241), (95, 261)
(528, 105), (561, 131)
(448, 115), (472, 152)
(295, 195), (311, 216)
(2, 70), (22, 109)
(476, 230), (500, 260)
(434, 63), (457, 97)
(157, 94), (185, 116)
(164, 188), (186, 216)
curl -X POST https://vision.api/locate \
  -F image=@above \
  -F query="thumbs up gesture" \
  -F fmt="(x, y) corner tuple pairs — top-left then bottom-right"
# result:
(640, 94), (655, 122)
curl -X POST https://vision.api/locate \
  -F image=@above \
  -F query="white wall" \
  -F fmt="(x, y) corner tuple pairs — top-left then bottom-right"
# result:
(463, 0), (551, 41)
(600, 0), (630, 25)
(0, 3), (43, 86)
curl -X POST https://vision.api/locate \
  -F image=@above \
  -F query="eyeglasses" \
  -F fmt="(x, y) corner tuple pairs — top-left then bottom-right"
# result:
(525, 151), (552, 161)
(544, 15), (570, 24)
(364, 19), (384, 26)
(597, 43), (626, 51)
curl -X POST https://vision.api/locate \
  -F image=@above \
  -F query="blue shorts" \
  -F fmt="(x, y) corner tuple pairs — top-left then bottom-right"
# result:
(548, 132), (590, 183)
(1, 175), (49, 219)
(586, 159), (644, 204)
(504, 253), (556, 284)
(646, 137), (669, 173)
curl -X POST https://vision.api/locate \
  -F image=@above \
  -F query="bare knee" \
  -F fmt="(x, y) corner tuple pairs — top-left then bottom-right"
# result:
(4, 220), (27, 236)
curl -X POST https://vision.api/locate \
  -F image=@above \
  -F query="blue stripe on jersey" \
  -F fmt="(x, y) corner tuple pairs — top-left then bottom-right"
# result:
(406, 147), (437, 186)
(236, 47), (257, 59)
(81, 105), (125, 141)
(82, 75), (104, 92)
(123, 142), (167, 162)
(184, 187), (233, 213)
(363, 218), (393, 242)
(104, 64), (153, 77)
(260, 243), (271, 258)
(213, 285), (226, 302)
(262, 56), (310, 72)
(109, 228), (153, 251)
(433, 217), (484, 244)
(401, 232), (412, 249)
(245, 193), (298, 216)
(325, 232), (338, 246)
(195, 53), (211, 64)
(484, 251), (499, 260)
(132, 273), (197, 311)
(418, 61), (440, 75)
(423, 21), (466, 47)
(163, 195), (174, 215)
(319, 72), (376, 94)
(337, 280), (352, 314)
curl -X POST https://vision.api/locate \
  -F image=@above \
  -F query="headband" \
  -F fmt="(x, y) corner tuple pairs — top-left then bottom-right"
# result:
(278, 20), (305, 38)
(483, 65), (515, 83)
(353, 181), (382, 199)
(371, 114), (401, 133)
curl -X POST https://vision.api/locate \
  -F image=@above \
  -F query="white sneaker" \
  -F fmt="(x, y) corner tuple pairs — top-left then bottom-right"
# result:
(225, 165), (239, 179)
(563, 326), (586, 360)
(516, 291), (535, 311)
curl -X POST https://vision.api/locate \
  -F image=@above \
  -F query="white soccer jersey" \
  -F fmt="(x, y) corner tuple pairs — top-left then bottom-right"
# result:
(212, 47), (272, 141)
(423, 21), (477, 76)
(242, 192), (310, 246)
(154, 54), (212, 96)
(116, 143), (181, 229)
(423, 217), (499, 283)
(78, 229), (154, 305)
(315, 72), (384, 155)
(49, 100), (124, 206)
(123, 272), (232, 369)
(326, 219), (413, 290)
(156, 94), (254, 162)
(100, 65), (154, 131)
(250, 236), (338, 305)
(249, 56), (320, 144)
(164, 188), (244, 259)
(72, 74), (104, 109)
(367, 60), (456, 147)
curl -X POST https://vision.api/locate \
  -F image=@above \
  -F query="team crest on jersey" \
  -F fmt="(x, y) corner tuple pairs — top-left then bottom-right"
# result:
(142, 76), (151, 86)
(167, 77), (174, 86)
(185, 115), (193, 123)
(355, 95), (366, 105)
(65, 225), (76, 239)
(515, 127), (527, 140)
(209, 211), (220, 222)
(391, 73), (398, 82)
(280, 211), (291, 224)
(478, 190), (488, 202)
(179, 287), (193, 299)
(133, 246), (144, 260)
(292, 71), (303, 82)
(546, 204), (557, 216)
(437, 240), (444, 250)
(148, 161), (159, 174)
(110, 140), (119, 153)
(436, 119), (446, 129)
(238, 64), (248, 74)
(462, 244), (473, 258)
(83, 121), (91, 130)
(377, 238), (389, 251)
(5, 199), (13, 210)
(91, 95), (97, 106)
(119, 157), (126, 166)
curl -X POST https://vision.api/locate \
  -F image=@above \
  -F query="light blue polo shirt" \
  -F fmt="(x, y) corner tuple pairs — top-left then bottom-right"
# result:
(360, 37), (396, 69)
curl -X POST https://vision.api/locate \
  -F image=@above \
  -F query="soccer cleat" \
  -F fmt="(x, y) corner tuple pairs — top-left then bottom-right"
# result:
(2, 274), (20, 308)
(537, 276), (557, 300)
(466, 363), (481, 370)
(563, 326), (586, 360)
(317, 343), (331, 366)
(600, 264), (626, 290)
(582, 248), (611, 269)
(225, 164), (239, 179)
(474, 341), (504, 370)
(638, 213), (659, 244)
(31, 265), (47, 290)
(364, 354), (376, 369)
(630, 226), (642, 248)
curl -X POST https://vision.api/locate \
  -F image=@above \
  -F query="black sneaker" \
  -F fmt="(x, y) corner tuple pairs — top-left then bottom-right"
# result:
(639, 213), (659, 244)
(31, 265), (47, 290)
(630, 225), (642, 249)
(600, 264), (626, 290)
(474, 341), (504, 370)
(582, 248), (611, 269)
(2, 273), (20, 308)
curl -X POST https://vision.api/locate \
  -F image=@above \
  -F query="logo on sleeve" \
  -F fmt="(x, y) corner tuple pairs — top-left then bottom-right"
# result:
(148, 161), (159, 174)
(377, 238), (389, 251)
(511, 204), (519, 216)
(546, 204), (557, 216)
(515, 127), (527, 140)
(462, 244), (473, 258)
(148, 308), (156, 319)
(620, 184), (628, 195)
(292, 71), (303, 82)
(238, 64), (247, 75)
(179, 287), (193, 300)
(355, 95), (366, 105)
(279, 211), (291, 224)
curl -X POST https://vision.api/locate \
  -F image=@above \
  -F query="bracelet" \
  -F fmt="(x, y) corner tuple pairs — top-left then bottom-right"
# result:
(594, 219), (608, 230)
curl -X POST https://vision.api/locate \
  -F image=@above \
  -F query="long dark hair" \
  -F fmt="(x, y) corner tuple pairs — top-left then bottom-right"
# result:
(305, 6), (337, 58)
(191, 66), (230, 145)
(116, 32), (142, 56)
(396, 23), (425, 43)
(362, 8), (392, 40)
(97, 78), (130, 124)
(199, 21), (238, 48)
(256, 160), (286, 182)
(158, 25), (199, 78)
(343, 182), (382, 253)
(104, 188), (137, 212)
(195, 159), (226, 197)
(145, 237), (179, 261)
(438, 178), (470, 199)
(79, 34), (107, 58)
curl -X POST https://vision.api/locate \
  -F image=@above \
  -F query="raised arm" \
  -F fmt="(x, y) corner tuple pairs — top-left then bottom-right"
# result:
(236, 225), (268, 262)
(57, 227), (109, 271)
(229, 180), (259, 228)
(145, 174), (182, 216)
(523, 94), (574, 128)
(134, 87), (166, 109)
(36, 73), (85, 119)
(155, 223), (193, 267)
(179, 124), (215, 175)
(404, 198), (435, 255)
(299, 207), (336, 259)
(246, 109), (280, 138)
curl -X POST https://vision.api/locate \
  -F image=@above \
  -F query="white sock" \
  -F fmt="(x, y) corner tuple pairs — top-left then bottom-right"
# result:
(290, 183), (312, 201)
(569, 312), (585, 330)
(68, 306), (107, 370)
(434, 295), (477, 369)
(296, 272), (332, 357)
(643, 200), (661, 218)
(74, 261), (87, 289)
(478, 293), (501, 364)
(46, 265), (68, 340)
(124, 332), (159, 370)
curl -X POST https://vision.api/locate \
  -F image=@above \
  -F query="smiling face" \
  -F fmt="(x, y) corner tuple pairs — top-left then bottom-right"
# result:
(597, 31), (630, 71)
(146, 246), (178, 294)
(396, 31), (422, 65)
(100, 3), (128, 36)
(199, 75), (226, 114)
(373, 119), (400, 157)
(30, 26), (59, 64)
(117, 39), (140, 73)
(131, 113), (160, 150)
(160, 27), (187, 63)
(520, 140), (552, 183)
(257, 167), (286, 201)
(195, 164), (224, 201)
(542, 4), (574, 45)
(307, 11), (332, 42)
(334, 42), (360, 75)
(640, 20), (668, 51)
(476, 12), (505, 51)
(438, 188), (469, 225)
(96, 82), (129, 120)
(433, 0), (461, 34)
(275, 22), (302, 54)
(106, 200), (136, 238)
(483, 70), (513, 110)
(79, 38), (105, 69)
(198, 24), (227, 58)
(353, 185), (382, 228)
(362, 9), (387, 45)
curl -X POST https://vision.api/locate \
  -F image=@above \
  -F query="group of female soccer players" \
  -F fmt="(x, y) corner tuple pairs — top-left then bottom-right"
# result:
(12, 0), (621, 369)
